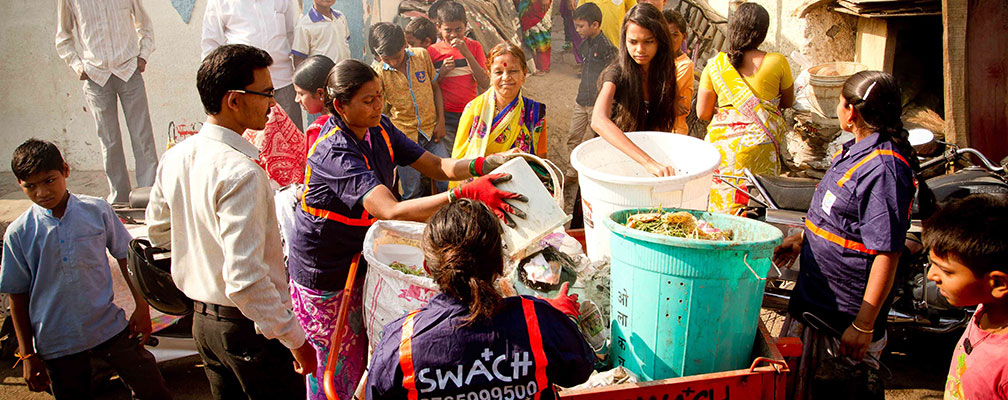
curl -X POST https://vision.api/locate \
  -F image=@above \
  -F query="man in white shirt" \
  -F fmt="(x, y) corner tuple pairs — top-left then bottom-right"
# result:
(146, 44), (315, 398)
(56, 0), (159, 204)
(202, 0), (304, 132)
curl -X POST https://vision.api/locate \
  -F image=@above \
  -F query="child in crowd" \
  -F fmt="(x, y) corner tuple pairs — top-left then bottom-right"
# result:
(292, 0), (352, 124)
(591, 3), (679, 177)
(663, 9), (694, 135)
(369, 22), (449, 199)
(427, 0), (489, 151)
(579, 0), (637, 51)
(405, 16), (439, 48)
(568, 3), (616, 174)
(924, 194), (1008, 399)
(294, 54), (336, 151)
(292, 0), (352, 66)
(1, 139), (170, 399)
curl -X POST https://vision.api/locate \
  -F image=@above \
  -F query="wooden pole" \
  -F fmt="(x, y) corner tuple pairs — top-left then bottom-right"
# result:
(942, 0), (968, 147)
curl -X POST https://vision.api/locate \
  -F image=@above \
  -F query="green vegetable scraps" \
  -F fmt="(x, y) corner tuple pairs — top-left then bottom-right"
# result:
(625, 211), (734, 241)
(389, 262), (426, 276)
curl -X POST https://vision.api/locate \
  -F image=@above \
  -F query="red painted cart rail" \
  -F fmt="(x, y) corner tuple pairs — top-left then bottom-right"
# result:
(558, 322), (792, 400)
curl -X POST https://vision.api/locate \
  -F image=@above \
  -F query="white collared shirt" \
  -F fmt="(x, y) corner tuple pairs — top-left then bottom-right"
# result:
(55, 0), (154, 87)
(146, 123), (305, 349)
(201, 0), (299, 88)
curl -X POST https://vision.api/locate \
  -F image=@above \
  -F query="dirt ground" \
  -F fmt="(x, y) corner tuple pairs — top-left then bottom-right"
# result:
(0, 15), (947, 399)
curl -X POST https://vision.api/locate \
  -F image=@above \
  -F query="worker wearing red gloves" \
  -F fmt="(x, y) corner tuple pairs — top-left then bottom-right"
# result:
(287, 59), (527, 400)
(367, 199), (595, 400)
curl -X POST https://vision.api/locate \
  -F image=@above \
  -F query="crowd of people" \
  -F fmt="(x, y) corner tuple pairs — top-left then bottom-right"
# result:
(1, 0), (1006, 399)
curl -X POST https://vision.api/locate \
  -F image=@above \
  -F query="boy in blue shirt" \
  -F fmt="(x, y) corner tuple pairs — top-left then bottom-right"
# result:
(1, 139), (169, 399)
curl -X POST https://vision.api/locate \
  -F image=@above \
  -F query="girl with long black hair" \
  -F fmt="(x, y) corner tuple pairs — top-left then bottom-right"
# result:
(590, 3), (680, 177)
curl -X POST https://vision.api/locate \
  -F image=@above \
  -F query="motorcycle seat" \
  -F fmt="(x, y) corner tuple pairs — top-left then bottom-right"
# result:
(129, 186), (152, 209)
(753, 175), (819, 211)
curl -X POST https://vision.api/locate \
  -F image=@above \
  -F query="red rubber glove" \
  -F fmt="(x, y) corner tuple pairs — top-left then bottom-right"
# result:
(451, 173), (528, 226)
(542, 282), (580, 318)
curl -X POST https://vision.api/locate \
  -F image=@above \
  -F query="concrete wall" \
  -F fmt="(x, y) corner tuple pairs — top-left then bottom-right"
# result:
(0, 0), (209, 172)
(705, 0), (857, 73)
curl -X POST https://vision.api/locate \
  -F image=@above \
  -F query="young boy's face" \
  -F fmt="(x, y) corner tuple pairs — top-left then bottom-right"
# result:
(19, 166), (69, 211)
(314, 0), (337, 10)
(668, 25), (685, 55)
(405, 33), (429, 48)
(377, 45), (408, 69)
(438, 20), (466, 43)
(927, 250), (990, 307)
(574, 19), (600, 39)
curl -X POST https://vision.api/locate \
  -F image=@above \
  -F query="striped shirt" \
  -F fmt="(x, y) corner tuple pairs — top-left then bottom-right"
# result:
(56, 0), (154, 87)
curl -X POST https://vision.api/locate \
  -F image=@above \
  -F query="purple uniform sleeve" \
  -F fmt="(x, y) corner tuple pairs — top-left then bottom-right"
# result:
(856, 162), (914, 253)
(314, 144), (385, 209)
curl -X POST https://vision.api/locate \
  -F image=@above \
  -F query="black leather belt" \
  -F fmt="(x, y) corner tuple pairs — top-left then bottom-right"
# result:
(193, 301), (247, 321)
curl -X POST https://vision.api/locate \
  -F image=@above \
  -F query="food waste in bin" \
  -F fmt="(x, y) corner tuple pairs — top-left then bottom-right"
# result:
(624, 211), (734, 240)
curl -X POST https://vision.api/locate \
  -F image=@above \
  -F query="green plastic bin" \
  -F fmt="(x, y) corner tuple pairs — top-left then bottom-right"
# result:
(604, 208), (783, 381)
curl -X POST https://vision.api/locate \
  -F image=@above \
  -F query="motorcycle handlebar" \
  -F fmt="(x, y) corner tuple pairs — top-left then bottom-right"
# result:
(920, 147), (1006, 174)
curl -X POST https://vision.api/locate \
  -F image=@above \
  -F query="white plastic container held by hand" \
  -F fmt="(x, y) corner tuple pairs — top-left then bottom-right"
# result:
(489, 157), (571, 258)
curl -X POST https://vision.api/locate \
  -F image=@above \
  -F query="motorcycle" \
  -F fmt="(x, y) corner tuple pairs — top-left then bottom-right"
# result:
(733, 142), (1008, 337)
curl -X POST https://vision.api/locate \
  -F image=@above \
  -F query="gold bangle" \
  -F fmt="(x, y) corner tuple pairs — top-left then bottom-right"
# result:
(851, 322), (874, 334)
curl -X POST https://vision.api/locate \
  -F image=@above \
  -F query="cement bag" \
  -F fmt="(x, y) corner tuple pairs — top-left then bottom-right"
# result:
(362, 220), (439, 348)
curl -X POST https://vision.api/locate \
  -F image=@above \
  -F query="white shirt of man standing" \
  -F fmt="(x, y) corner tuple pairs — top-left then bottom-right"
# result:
(201, 0), (305, 132)
(55, 0), (159, 204)
(146, 44), (316, 398)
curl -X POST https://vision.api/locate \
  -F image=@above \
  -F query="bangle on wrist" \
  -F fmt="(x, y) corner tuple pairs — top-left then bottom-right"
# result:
(851, 322), (874, 334)
(448, 188), (458, 202)
(469, 159), (479, 176)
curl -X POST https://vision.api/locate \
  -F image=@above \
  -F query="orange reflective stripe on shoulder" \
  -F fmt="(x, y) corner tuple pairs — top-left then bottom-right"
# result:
(831, 149), (843, 161)
(520, 298), (549, 400)
(805, 219), (877, 255)
(300, 123), (391, 226)
(836, 149), (910, 188)
(379, 126), (395, 163)
(399, 310), (421, 400)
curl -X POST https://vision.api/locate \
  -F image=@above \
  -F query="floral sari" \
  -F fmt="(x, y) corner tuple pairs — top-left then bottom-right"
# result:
(704, 52), (787, 214)
(516, 0), (553, 70)
(451, 89), (547, 187)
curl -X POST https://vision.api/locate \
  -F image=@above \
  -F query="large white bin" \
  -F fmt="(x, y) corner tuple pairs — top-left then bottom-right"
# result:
(570, 132), (721, 261)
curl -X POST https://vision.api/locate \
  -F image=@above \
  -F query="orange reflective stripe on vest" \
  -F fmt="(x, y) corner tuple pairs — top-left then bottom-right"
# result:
(399, 310), (421, 400)
(836, 149), (910, 188)
(520, 298), (549, 400)
(301, 124), (395, 226)
(805, 219), (877, 255)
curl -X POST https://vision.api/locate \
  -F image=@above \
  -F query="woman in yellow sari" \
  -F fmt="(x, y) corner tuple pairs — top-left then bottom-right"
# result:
(695, 2), (794, 214)
(451, 42), (547, 181)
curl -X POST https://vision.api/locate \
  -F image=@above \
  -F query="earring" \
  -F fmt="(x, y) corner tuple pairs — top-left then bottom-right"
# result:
(845, 123), (853, 129)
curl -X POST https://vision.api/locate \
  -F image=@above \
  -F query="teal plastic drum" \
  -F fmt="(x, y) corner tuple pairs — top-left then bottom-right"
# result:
(604, 208), (783, 380)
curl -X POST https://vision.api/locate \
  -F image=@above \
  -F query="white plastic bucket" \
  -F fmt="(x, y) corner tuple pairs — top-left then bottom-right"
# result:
(807, 62), (868, 118)
(570, 132), (721, 261)
(489, 157), (571, 258)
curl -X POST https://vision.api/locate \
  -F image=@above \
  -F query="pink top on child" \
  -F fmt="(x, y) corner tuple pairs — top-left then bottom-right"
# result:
(945, 304), (1008, 399)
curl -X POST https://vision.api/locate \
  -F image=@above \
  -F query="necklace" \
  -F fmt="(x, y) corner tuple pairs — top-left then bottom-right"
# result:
(964, 314), (1008, 355)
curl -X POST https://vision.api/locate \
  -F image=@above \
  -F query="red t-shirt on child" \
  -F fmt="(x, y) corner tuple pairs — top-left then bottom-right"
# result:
(945, 304), (1008, 399)
(427, 38), (486, 113)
